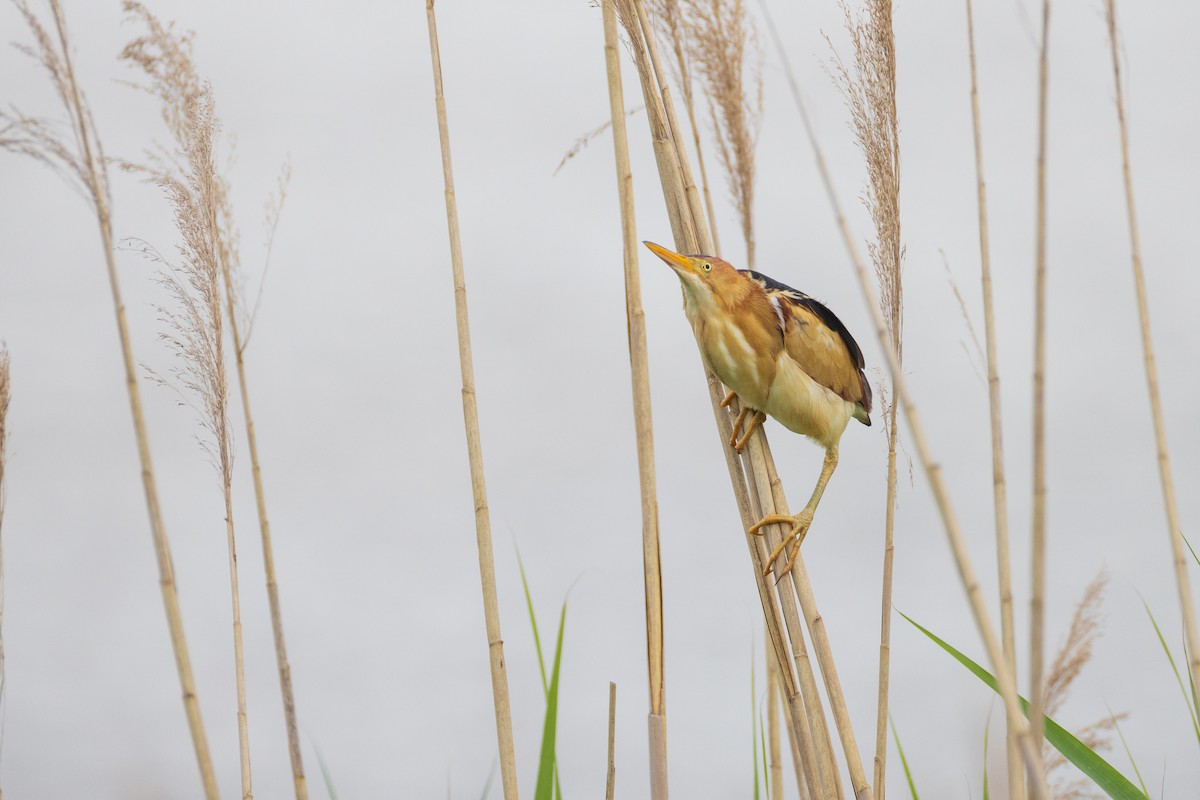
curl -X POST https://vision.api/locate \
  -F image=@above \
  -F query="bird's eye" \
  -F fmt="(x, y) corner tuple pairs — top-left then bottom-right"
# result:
(703, 262), (711, 272)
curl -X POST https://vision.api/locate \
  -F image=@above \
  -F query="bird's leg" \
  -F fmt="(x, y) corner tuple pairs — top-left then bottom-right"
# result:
(732, 411), (766, 453)
(749, 447), (840, 577)
(728, 404), (752, 448)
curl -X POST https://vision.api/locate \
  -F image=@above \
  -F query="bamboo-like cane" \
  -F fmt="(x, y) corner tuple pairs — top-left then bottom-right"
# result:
(757, 3), (1049, 796)
(601, 5), (669, 796)
(0, 346), (8, 800)
(1103, 0), (1200, 710)
(767, 642), (783, 800)
(963, 1), (1023, 796)
(1028, 2), (1051, 790)
(607, 682), (618, 800)
(424, 5), (519, 800)
(217, 257), (307, 799)
(2, 4), (220, 796)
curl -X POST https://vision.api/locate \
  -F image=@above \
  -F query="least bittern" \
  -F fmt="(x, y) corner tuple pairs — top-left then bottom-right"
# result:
(645, 241), (872, 574)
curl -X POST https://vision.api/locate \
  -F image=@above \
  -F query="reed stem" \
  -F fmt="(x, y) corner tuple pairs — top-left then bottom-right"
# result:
(425, 5), (520, 799)
(963, 0), (1022, 795)
(1103, 0), (1200, 711)
(602, 4), (670, 796)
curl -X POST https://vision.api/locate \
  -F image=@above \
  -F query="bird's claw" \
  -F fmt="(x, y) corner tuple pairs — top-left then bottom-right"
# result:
(720, 390), (737, 408)
(749, 510), (815, 578)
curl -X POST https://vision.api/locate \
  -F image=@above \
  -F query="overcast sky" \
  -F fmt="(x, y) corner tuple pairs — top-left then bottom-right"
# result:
(1, 0), (1198, 797)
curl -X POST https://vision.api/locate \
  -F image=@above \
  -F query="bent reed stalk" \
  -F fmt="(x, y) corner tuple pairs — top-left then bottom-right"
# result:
(756, 1), (1049, 796)
(601, 4), (669, 797)
(963, 0), (1023, 795)
(1103, 0), (1200, 710)
(425, 4), (520, 800)
(614, 1), (875, 796)
(0, 4), (219, 796)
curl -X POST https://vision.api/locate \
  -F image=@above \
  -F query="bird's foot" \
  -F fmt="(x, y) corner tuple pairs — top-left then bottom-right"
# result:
(720, 390), (737, 408)
(748, 508), (815, 578)
(732, 412), (765, 452)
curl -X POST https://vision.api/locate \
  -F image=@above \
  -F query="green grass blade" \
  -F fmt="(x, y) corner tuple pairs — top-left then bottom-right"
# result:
(534, 602), (567, 800)
(900, 611), (1146, 800)
(516, 548), (549, 696)
(313, 741), (338, 800)
(889, 716), (920, 800)
(1140, 599), (1200, 746)
(1106, 702), (1148, 798)
(1182, 530), (1200, 570)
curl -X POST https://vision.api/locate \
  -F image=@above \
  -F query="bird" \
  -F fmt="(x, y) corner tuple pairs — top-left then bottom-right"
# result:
(644, 240), (871, 575)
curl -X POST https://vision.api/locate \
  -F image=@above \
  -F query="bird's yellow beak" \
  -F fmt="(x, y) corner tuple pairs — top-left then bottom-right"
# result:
(644, 241), (698, 275)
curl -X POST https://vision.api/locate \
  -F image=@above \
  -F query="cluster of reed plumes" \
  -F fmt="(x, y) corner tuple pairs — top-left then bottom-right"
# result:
(1, 2), (302, 799)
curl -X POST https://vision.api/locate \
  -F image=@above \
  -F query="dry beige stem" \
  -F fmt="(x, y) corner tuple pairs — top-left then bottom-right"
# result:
(962, 0), (1022, 794)
(0, 4), (218, 796)
(607, 682), (618, 800)
(0, 344), (9, 800)
(1104, 0), (1200, 711)
(827, 3), (904, 794)
(425, 4), (520, 799)
(1028, 3), (1052, 790)
(681, 0), (761, 268)
(602, 4), (669, 796)
(645, 0), (722, 250)
(758, 2), (1049, 795)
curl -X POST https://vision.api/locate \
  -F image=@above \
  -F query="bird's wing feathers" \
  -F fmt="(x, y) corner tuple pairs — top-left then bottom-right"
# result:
(741, 270), (872, 414)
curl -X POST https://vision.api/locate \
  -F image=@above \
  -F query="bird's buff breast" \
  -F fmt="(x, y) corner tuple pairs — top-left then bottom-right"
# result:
(765, 354), (853, 449)
(691, 315), (773, 411)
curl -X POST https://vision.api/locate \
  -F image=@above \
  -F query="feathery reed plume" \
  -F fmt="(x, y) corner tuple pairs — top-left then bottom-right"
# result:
(681, 0), (762, 268)
(962, 0), (1022, 794)
(425, 4), (519, 799)
(645, 0), (722, 249)
(614, 3), (874, 796)
(0, 344), (8, 799)
(0, 5), (218, 795)
(122, 6), (306, 789)
(828, 2), (904, 793)
(756, 1), (1049, 795)
(1029, 2), (1052, 789)
(601, 4), (668, 796)
(1042, 572), (1123, 800)
(1103, 0), (1200, 709)
(119, 6), (255, 794)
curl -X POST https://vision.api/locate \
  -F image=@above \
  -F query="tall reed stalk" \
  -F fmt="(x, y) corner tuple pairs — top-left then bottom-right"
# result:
(963, 0), (1022, 795)
(424, 5), (519, 799)
(0, 5), (218, 796)
(601, 4), (669, 796)
(0, 345), (8, 800)
(757, 2), (1049, 795)
(827, 3), (905, 794)
(1028, 2), (1052, 790)
(614, 2), (877, 795)
(216, 157), (307, 800)
(1103, 0), (1200, 709)
(646, 0), (722, 250)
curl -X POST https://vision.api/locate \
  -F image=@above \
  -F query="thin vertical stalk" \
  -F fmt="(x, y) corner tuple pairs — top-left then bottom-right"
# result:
(758, 2), (1048, 795)
(424, 5), (519, 800)
(1, 4), (219, 796)
(1028, 1), (1051, 790)
(873, 415), (897, 799)
(0, 346), (8, 800)
(218, 267), (307, 799)
(607, 682), (618, 800)
(1104, 0), (1200, 708)
(767, 638), (783, 800)
(602, 5), (669, 797)
(964, 0), (1022, 795)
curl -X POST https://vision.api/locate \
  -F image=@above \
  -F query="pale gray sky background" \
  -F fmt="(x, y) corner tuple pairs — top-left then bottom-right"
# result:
(1, 1), (1198, 797)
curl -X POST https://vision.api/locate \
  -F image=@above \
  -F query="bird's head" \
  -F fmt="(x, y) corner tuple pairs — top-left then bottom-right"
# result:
(643, 241), (742, 310)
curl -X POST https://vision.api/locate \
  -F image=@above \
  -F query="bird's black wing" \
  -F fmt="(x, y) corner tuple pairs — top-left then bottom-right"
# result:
(740, 269), (866, 370)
